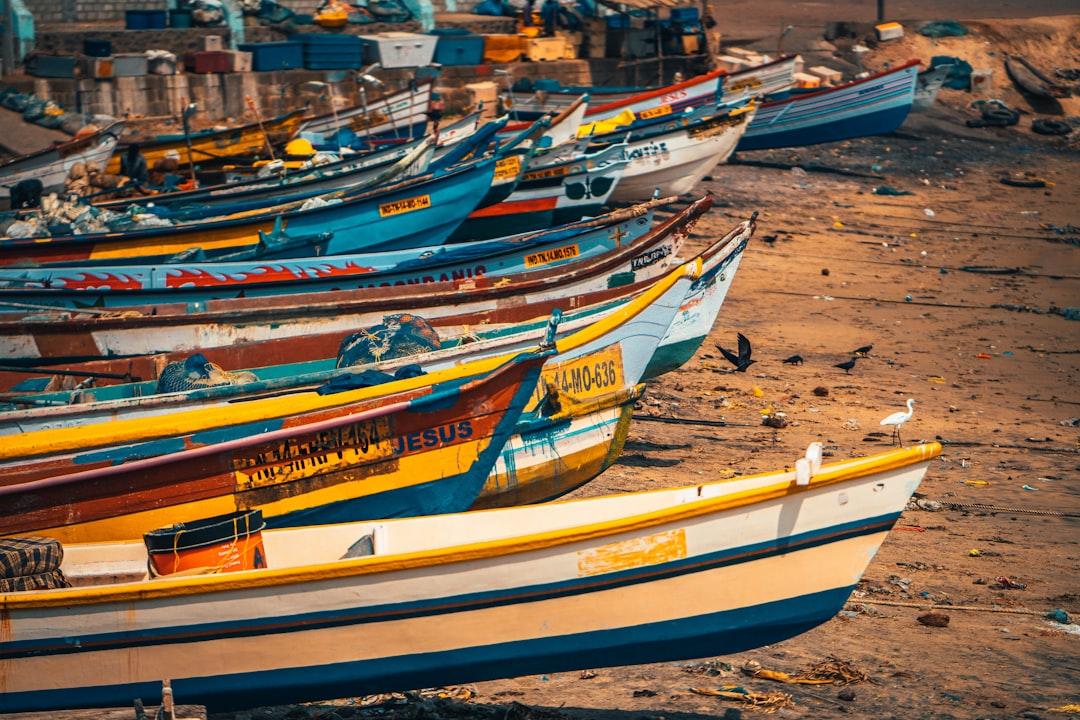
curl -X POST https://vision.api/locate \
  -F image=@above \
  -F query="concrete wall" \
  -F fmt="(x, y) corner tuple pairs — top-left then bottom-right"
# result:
(6, 52), (709, 124)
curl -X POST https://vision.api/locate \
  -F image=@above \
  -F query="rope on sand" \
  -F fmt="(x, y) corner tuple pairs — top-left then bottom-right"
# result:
(944, 502), (1080, 518)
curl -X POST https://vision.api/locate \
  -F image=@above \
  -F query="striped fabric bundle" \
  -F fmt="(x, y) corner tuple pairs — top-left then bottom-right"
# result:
(0, 536), (69, 592)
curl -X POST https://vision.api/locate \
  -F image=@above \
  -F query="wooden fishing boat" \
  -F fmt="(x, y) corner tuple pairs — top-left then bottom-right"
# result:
(0, 194), (701, 367)
(0, 192), (657, 307)
(0, 259), (703, 541)
(538, 97), (754, 203)
(720, 54), (799, 102)
(296, 80), (434, 143)
(0, 205), (754, 442)
(0, 223), (753, 516)
(0, 441), (942, 714)
(0, 205), (754, 432)
(608, 103), (754, 202)
(514, 55), (796, 118)
(506, 69), (726, 124)
(0, 350), (547, 541)
(0, 120), (125, 205)
(472, 382), (644, 509)
(106, 108), (308, 174)
(450, 141), (629, 241)
(0, 153), (498, 267)
(1004, 53), (1071, 99)
(735, 59), (920, 151)
(498, 93), (589, 150)
(94, 135), (435, 216)
(119, 138), (435, 225)
(642, 211), (755, 379)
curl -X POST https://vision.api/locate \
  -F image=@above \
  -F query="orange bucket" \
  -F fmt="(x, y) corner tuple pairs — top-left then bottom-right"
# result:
(144, 510), (267, 577)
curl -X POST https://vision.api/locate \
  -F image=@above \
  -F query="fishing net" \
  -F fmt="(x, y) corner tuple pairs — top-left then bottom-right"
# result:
(155, 353), (258, 394)
(336, 314), (442, 368)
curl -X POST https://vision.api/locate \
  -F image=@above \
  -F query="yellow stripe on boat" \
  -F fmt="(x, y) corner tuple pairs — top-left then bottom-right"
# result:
(0, 259), (701, 460)
(3, 443), (939, 608)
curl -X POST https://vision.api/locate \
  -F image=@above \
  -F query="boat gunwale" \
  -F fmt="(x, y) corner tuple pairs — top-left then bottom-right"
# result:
(2, 442), (942, 608)
(0, 195), (710, 330)
(757, 58), (921, 109)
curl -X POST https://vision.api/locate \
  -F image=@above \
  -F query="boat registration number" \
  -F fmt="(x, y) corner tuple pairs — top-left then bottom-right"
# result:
(525, 243), (580, 268)
(541, 345), (625, 401)
(523, 165), (569, 181)
(232, 417), (393, 489)
(494, 155), (522, 181)
(379, 195), (432, 217)
(637, 104), (673, 120)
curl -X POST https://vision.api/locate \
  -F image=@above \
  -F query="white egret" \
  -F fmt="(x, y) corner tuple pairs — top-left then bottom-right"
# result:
(881, 398), (917, 446)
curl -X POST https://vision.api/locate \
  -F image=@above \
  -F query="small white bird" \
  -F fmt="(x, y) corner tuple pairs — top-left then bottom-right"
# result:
(880, 399), (917, 446)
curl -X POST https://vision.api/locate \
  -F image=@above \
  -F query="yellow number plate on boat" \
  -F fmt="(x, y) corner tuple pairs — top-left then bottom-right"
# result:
(541, 345), (625, 401)
(637, 105), (673, 120)
(523, 165), (569, 181)
(578, 529), (688, 577)
(525, 243), (580, 268)
(494, 155), (522, 181)
(233, 417), (393, 490)
(379, 195), (431, 217)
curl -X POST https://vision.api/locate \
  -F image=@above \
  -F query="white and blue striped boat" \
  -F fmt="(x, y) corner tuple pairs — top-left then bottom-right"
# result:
(736, 59), (921, 151)
(0, 441), (940, 714)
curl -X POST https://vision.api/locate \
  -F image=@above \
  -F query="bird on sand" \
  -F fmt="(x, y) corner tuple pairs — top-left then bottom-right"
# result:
(716, 333), (756, 372)
(782, 354), (804, 366)
(880, 398), (917, 446)
(834, 357), (859, 374)
(851, 344), (873, 357)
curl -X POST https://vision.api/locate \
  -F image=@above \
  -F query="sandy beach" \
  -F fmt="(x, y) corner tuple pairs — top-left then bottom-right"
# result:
(173, 11), (1078, 720)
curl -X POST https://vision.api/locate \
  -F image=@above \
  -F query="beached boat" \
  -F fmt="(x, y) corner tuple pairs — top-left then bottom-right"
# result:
(1004, 53), (1072, 100)
(498, 93), (590, 149)
(0, 257), (702, 539)
(0, 350), (546, 540)
(0, 204), (753, 430)
(0, 195), (703, 376)
(517, 55), (796, 117)
(0, 120), (125, 205)
(0, 191), (658, 307)
(0, 153), (498, 267)
(0, 441), (941, 714)
(735, 59), (920, 151)
(94, 135), (435, 216)
(106, 108), (308, 174)
(450, 141), (629, 241)
(0, 203), (754, 440)
(642, 211), (756, 379)
(296, 80), (434, 144)
(720, 54), (799, 102)
(538, 98), (754, 203)
(506, 69), (725, 124)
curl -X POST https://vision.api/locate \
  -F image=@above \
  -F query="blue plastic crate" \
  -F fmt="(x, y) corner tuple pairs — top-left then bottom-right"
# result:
(291, 34), (365, 69)
(126, 10), (167, 29)
(430, 30), (484, 66)
(237, 42), (304, 71)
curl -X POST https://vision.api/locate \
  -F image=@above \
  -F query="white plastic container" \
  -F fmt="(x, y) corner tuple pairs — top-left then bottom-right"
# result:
(358, 32), (437, 69)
